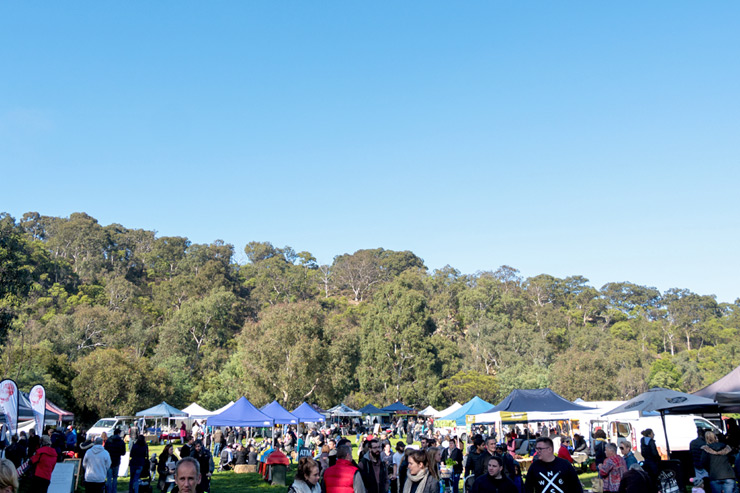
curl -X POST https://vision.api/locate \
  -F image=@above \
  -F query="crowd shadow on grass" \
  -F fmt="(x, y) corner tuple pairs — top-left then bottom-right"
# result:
(210, 465), (296, 493)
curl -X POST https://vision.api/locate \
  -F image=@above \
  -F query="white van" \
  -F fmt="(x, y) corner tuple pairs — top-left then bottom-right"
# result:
(86, 417), (133, 440)
(590, 414), (721, 455)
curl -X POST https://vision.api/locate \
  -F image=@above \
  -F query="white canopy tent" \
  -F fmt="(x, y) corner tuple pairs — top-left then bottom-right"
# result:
(418, 406), (438, 417)
(436, 402), (462, 419)
(182, 403), (214, 419)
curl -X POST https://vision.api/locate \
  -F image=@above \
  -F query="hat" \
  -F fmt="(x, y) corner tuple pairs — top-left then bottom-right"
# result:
(94, 437), (103, 445)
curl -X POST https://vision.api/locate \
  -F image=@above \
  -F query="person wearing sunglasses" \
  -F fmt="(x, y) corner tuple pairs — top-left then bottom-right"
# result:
(524, 438), (582, 493)
(618, 442), (637, 469)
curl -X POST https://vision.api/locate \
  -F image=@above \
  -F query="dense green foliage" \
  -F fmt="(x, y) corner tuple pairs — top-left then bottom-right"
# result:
(1, 211), (739, 424)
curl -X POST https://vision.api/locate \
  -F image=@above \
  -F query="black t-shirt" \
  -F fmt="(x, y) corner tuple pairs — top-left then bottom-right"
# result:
(524, 457), (582, 493)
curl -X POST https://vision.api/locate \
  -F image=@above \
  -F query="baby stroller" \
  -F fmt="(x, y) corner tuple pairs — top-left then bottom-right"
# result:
(139, 459), (154, 493)
(463, 475), (476, 493)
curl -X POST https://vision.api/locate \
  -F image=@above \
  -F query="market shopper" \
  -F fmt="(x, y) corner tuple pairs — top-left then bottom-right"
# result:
(440, 437), (462, 493)
(639, 429), (661, 484)
(690, 428), (709, 483)
(597, 443), (627, 492)
(403, 450), (437, 493)
(524, 437), (582, 493)
(0, 458), (19, 493)
(618, 442), (637, 469)
(158, 444), (178, 492)
(701, 432), (736, 493)
(129, 435), (149, 493)
(175, 457), (201, 493)
(104, 428), (126, 493)
(289, 457), (322, 493)
(190, 440), (214, 493)
(323, 445), (366, 493)
(29, 435), (57, 493)
(83, 437), (111, 493)
(470, 456), (517, 493)
(359, 439), (388, 493)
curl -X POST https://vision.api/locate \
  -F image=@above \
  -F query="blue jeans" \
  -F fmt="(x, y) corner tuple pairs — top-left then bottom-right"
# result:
(214, 442), (222, 457)
(129, 466), (142, 493)
(450, 473), (460, 493)
(710, 479), (737, 493)
(694, 466), (709, 481)
(106, 465), (119, 493)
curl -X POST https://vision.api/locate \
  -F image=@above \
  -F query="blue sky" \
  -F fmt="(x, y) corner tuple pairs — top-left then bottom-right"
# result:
(2, 2), (739, 302)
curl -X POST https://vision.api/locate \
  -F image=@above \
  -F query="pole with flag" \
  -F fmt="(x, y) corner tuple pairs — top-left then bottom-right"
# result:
(0, 379), (20, 437)
(29, 384), (46, 434)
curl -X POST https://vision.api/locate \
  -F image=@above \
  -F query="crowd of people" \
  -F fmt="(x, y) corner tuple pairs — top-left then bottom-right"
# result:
(2, 416), (740, 493)
(271, 420), (740, 493)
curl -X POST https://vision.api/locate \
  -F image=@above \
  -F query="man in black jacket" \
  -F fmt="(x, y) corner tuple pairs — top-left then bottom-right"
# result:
(359, 439), (388, 493)
(441, 437), (463, 493)
(105, 428), (126, 493)
(464, 435), (485, 479)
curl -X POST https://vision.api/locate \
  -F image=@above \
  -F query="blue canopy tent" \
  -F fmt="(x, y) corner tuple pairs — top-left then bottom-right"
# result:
(291, 403), (326, 423)
(136, 402), (187, 418)
(379, 401), (414, 413)
(436, 396), (493, 426)
(207, 397), (274, 427)
(358, 404), (387, 415)
(261, 400), (299, 425)
(134, 401), (187, 435)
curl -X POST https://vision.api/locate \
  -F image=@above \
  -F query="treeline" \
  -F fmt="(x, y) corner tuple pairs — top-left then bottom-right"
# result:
(1, 212), (738, 425)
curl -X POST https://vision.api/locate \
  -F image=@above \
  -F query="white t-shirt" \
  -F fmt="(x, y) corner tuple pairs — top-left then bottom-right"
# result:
(392, 451), (404, 468)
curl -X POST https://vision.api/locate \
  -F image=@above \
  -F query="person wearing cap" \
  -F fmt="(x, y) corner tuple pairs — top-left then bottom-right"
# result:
(83, 437), (111, 493)
(65, 425), (77, 451)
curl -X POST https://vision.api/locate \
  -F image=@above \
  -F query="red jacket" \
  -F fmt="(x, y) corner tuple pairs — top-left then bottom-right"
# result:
(324, 458), (358, 493)
(558, 444), (573, 463)
(31, 446), (58, 480)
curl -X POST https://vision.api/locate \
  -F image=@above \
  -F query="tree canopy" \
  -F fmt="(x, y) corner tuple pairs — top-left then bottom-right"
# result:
(1, 211), (738, 423)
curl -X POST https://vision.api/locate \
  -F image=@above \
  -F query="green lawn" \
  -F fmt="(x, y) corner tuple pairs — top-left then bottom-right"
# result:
(106, 442), (297, 493)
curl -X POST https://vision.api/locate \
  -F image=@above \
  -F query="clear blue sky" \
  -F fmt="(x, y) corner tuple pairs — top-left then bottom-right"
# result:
(2, 2), (739, 302)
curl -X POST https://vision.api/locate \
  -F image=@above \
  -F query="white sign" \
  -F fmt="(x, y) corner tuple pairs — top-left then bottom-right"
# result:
(48, 462), (76, 493)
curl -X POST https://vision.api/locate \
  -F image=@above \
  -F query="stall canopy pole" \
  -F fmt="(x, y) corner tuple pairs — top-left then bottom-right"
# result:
(660, 411), (671, 457)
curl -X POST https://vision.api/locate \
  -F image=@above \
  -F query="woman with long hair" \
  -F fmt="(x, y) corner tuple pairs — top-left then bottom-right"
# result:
(288, 457), (321, 493)
(425, 447), (441, 481)
(129, 435), (149, 493)
(403, 450), (438, 493)
(157, 443), (177, 492)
